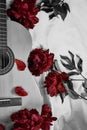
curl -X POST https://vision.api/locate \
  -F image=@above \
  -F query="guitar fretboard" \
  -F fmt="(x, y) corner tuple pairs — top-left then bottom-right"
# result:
(0, 0), (7, 45)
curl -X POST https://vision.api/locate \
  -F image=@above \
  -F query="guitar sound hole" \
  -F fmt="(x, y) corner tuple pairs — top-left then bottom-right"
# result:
(0, 52), (9, 69)
(0, 46), (14, 75)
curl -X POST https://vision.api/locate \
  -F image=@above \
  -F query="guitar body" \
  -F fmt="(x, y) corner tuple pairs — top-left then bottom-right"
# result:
(0, 20), (43, 128)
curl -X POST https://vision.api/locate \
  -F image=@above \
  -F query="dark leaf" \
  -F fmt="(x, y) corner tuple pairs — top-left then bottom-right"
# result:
(61, 60), (75, 70)
(53, 5), (67, 20)
(52, 0), (61, 5)
(41, 7), (53, 13)
(68, 89), (80, 99)
(68, 71), (79, 76)
(42, 0), (50, 4)
(82, 82), (85, 88)
(66, 80), (73, 90)
(76, 55), (83, 73)
(82, 80), (87, 93)
(82, 80), (87, 89)
(59, 6), (67, 20)
(49, 13), (56, 19)
(39, 0), (70, 20)
(59, 93), (64, 103)
(62, 3), (70, 12)
(60, 11), (67, 20)
(65, 81), (79, 99)
(60, 55), (72, 65)
(68, 51), (75, 67)
(50, 64), (54, 71)
(54, 59), (61, 71)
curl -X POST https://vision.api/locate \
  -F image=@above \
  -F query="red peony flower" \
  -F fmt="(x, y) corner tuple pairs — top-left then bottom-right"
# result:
(28, 48), (54, 76)
(15, 86), (28, 96)
(11, 108), (43, 130)
(0, 124), (5, 130)
(45, 71), (68, 97)
(61, 72), (69, 81)
(7, 0), (40, 29)
(41, 104), (57, 130)
(11, 104), (57, 130)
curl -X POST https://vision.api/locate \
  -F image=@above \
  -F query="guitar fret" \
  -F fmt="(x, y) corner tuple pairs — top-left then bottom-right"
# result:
(0, 9), (6, 14)
(0, 13), (6, 15)
(0, 0), (6, 4)
(0, 19), (6, 23)
(0, 34), (7, 37)
(0, 39), (7, 41)
(0, 23), (6, 26)
(0, 17), (6, 19)
(0, 26), (6, 28)
(0, 28), (6, 31)
(0, 31), (7, 33)
(0, 41), (7, 45)
(0, 35), (7, 39)
(0, 4), (6, 8)
(0, 14), (6, 18)
(0, 31), (7, 34)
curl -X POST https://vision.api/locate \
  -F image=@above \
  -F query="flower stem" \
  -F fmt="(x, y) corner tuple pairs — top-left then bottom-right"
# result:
(70, 78), (85, 81)
(80, 73), (87, 80)
(69, 89), (87, 100)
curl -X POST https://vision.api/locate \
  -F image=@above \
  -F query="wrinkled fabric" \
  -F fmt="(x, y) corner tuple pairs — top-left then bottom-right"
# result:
(30, 0), (87, 130)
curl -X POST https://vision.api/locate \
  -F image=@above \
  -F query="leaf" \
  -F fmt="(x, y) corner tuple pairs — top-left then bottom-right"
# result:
(68, 51), (75, 66)
(68, 89), (80, 99)
(61, 60), (75, 70)
(54, 4), (67, 20)
(66, 80), (73, 90)
(58, 8), (67, 20)
(15, 59), (26, 71)
(41, 7), (53, 13)
(60, 55), (72, 64)
(76, 55), (83, 73)
(42, 0), (51, 5)
(82, 80), (87, 88)
(60, 52), (76, 70)
(62, 2), (70, 12)
(59, 93), (64, 103)
(68, 71), (79, 76)
(39, 0), (70, 20)
(52, 0), (61, 6)
(60, 11), (67, 20)
(82, 80), (87, 93)
(49, 13), (56, 19)
(15, 86), (28, 96)
(65, 81), (79, 99)
(54, 59), (61, 71)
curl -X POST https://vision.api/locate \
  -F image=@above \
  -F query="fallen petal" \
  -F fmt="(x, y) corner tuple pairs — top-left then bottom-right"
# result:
(15, 86), (28, 96)
(15, 59), (26, 71)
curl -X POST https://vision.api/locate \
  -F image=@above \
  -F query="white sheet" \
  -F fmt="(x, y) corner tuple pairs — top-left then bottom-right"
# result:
(30, 0), (87, 130)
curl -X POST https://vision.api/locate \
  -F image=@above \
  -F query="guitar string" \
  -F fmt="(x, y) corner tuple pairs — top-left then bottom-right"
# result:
(0, 2), (7, 69)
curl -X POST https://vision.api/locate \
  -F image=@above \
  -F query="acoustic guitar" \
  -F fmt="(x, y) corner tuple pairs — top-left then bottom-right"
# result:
(0, 0), (43, 129)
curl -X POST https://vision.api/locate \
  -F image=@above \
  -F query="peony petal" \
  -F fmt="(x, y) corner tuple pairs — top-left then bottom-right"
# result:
(15, 59), (26, 71)
(0, 124), (5, 130)
(58, 84), (66, 93)
(15, 86), (28, 96)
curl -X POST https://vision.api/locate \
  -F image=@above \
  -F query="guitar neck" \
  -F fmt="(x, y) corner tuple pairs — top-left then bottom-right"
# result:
(0, 0), (7, 46)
